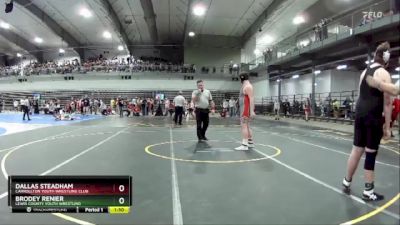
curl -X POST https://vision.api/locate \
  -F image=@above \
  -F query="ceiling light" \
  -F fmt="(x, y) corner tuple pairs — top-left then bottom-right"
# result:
(365, 59), (374, 64)
(59, 48), (65, 53)
(299, 40), (309, 46)
(277, 79), (281, 82)
(293, 16), (305, 25)
(337, 65), (347, 70)
(34, 37), (43, 43)
(391, 75), (399, 79)
(292, 74), (299, 79)
(314, 82), (317, 86)
(314, 70), (321, 75)
(79, 8), (92, 18)
(17, 53), (22, 58)
(0, 22), (10, 29)
(188, 31), (195, 37)
(395, 67), (399, 72)
(193, 4), (206, 16)
(259, 35), (273, 44)
(103, 31), (112, 39)
(118, 45), (124, 51)
(253, 49), (261, 55)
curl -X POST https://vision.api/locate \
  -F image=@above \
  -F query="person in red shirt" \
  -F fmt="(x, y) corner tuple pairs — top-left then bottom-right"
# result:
(391, 97), (400, 137)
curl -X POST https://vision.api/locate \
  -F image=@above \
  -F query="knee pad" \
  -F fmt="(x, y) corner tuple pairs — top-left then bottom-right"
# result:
(364, 151), (377, 170)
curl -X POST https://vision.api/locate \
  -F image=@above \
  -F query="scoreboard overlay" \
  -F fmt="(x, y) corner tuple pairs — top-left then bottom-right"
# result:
(8, 176), (132, 214)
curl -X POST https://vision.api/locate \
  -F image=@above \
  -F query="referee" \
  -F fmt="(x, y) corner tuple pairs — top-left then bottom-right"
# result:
(192, 80), (214, 141)
(21, 96), (31, 121)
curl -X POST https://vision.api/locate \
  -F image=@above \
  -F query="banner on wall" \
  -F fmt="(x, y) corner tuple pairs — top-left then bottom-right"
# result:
(155, 93), (165, 100)
(33, 94), (41, 100)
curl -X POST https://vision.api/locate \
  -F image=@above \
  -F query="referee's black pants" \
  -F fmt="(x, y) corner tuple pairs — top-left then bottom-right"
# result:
(22, 106), (30, 120)
(195, 108), (209, 139)
(174, 106), (183, 125)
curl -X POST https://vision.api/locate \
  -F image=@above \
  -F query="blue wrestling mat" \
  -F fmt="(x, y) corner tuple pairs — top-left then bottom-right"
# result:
(0, 113), (102, 125)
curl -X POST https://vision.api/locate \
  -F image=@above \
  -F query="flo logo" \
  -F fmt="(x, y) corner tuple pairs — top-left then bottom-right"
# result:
(362, 11), (383, 18)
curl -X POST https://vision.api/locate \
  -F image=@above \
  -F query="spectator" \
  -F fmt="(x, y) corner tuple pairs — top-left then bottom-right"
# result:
(13, 99), (19, 111)
(173, 91), (185, 126)
(333, 99), (340, 118)
(141, 98), (147, 116)
(343, 97), (352, 119)
(118, 98), (124, 117)
(222, 99), (229, 118)
(149, 98), (154, 115)
(229, 97), (236, 118)
(313, 24), (321, 42)
(390, 96), (400, 137)
(319, 101), (325, 117)
(168, 101), (175, 117)
(164, 98), (170, 116)
(33, 98), (39, 114)
(93, 98), (99, 115)
(304, 98), (311, 121)
(110, 98), (116, 112)
(360, 14), (373, 26)
(325, 95), (332, 117)
(187, 101), (195, 120)
(83, 96), (90, 115)
(274, 100), (280, 120)
(100, 100), (107, 115)
(235, 98), (240, 117)
(321, 18), (329, 40)
(282, 99), (289, 117)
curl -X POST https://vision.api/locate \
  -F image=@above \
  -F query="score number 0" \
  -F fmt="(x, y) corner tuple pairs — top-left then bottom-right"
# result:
(118, 185), (125, 205)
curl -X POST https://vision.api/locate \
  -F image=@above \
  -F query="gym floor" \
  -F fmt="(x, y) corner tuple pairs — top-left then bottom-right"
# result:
(0, 114), (398, 225)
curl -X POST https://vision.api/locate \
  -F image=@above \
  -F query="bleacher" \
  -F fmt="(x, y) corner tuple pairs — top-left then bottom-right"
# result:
(259, 90), (360, 125)
(0, 62), (241, 78)
(0, 90), (240, 113)
(248, 0), (399, 71)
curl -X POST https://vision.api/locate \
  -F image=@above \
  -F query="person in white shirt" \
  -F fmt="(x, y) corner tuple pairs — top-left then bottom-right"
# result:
(173, 91), (186, 126)
(100, 100), (107, 115)
(13, 99), (19, 112)
(49, 101), (56, 114)
(192, 80), (214, 141)
(318, 101), (324, 117)
(274, 100), (280, 120)
(222, 99), (229, 117)
(93, 99), (99, 115)
(164, 98), (170, 116)
(21, 97), (31, 121)
(229, 97), (236, 117)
